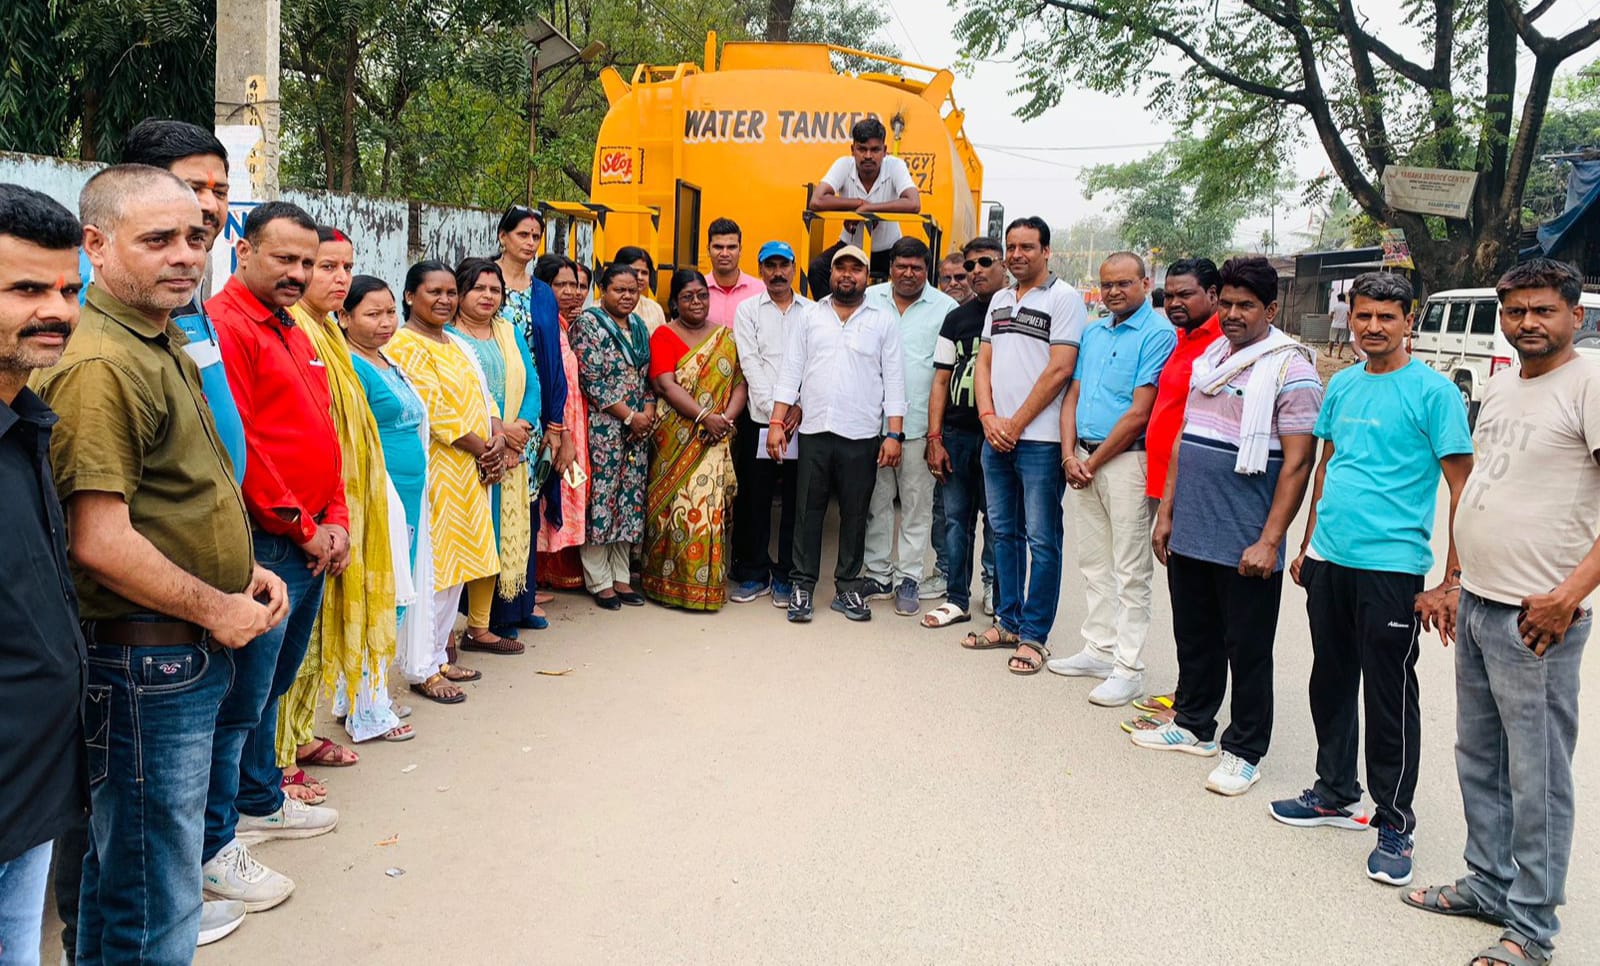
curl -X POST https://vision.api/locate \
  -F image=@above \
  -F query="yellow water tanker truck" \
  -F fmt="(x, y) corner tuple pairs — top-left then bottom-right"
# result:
(582, 33), (988, 297)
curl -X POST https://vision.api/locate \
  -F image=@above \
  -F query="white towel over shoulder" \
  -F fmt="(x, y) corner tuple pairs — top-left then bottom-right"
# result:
(1190, 327), (1314, 475)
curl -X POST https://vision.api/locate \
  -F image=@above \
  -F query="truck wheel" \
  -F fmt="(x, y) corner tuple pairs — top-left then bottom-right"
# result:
(1455, 374), (1479, 429)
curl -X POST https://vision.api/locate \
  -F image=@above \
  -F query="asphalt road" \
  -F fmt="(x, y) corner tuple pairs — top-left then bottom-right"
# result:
(42, 484), (1597, 965)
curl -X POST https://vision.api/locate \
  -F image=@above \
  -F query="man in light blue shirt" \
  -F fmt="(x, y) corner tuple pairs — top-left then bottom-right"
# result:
(1274, 271), (1474, 889)
(860, 236), (958, 615)
(1049, 252), (1176, 707)
(121, 119), (248, 484)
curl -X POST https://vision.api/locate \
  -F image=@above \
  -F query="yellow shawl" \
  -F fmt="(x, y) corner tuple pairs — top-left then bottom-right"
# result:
(490, 318), (531, 598)
(292, 303), (398, 701)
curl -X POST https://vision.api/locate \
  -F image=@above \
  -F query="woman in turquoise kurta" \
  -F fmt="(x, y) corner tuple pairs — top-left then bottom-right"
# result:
(337, 275), (432, 733)
(448, 257), (541, 653)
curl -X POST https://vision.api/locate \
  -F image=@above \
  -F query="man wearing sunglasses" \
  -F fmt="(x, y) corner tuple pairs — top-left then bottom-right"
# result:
(925, 237), (1005, 627)
(938, 253), (972, 305)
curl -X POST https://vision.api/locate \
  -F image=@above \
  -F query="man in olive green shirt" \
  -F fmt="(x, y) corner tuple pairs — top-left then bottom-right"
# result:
(35, 164), (287, 962)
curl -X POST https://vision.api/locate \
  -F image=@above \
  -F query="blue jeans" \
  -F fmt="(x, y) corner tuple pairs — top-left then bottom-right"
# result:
(941, 427), (996, 611)
(1454, 591), (1589, 956)
(981, 439), (1065, 644)
(78, 640), (233, 966)
(0, 841), (52, 966)
(204, 532), (324, 861)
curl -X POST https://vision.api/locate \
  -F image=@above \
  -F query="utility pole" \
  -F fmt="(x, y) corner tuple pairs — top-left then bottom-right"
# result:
(214, 0), (281, 202)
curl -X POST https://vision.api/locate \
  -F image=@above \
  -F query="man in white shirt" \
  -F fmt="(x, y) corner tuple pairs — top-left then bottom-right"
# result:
(860, 236), (958, 616)
(806, 117), (920, 298)
(770, 246), (906, 624)
(970, 216), (1086, 675)
(729, 241), (811, 607)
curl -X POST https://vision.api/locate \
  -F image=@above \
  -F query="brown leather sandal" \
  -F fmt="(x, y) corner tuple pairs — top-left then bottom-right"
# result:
(409, 673), (466, 704)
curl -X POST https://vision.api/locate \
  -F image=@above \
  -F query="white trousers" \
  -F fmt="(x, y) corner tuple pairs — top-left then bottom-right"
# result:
(1072, 448), (1155, 676)
(863, 437), (936, 585)
(408, 583), (464, 683)
(581, 541), (633, 593)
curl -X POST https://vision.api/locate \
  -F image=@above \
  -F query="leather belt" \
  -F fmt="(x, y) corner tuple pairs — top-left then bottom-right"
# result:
(82, 619), (220, 652)
(1080, 439), (1146, 455)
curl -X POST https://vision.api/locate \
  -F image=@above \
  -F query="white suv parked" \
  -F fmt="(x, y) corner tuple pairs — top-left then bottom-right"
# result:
(1412, 287), (1600, 419)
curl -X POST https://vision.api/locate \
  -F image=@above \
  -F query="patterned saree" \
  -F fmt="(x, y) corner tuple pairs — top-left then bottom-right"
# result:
(640, 327), (743, 610)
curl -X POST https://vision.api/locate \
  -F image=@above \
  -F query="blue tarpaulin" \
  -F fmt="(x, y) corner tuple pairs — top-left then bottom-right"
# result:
(1525, 159), (1600, 259)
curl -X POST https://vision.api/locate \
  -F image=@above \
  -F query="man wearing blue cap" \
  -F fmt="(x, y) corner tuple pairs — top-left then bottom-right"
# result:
(730, 240), (812, 604)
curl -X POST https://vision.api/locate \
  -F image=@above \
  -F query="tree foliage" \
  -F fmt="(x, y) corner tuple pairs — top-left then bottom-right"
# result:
(0, 0), (213, 160)
(1524, 71), (1600, 224)
(279, 0), (900, 209)
(955, 0), (1600, 292)
(1082, 137), (1269, 258)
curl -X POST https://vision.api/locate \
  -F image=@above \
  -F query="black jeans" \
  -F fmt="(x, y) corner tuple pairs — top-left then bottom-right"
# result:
(51, 813), (90, 959)
(1302, 558), (1424, 832)
(790, 432), (879, 594)
(730, 412), (798, 583)
(1169, 552), (1282, 764)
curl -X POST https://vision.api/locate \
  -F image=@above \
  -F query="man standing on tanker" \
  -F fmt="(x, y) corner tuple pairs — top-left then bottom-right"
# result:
(807, 117), (921, 298)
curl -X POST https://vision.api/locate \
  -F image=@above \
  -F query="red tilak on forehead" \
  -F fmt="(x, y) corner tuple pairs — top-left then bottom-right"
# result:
(206, 172), (217, 190)
(53, 273), (66, 289)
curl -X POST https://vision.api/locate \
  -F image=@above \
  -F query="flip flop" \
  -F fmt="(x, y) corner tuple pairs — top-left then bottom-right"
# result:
(921, 603), (972, 628)
(1119, 713), (1168, 734)
(1132, 694), (1176, 715)
(281, 769), (327, 805)
(296, 736), (359, 767)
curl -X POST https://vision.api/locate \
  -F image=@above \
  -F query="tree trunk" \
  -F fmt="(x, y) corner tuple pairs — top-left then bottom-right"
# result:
(563, 162), (592, 195)
(79, 83), (99, 161)
(766, 0), (795, 41)
(339, 23), (358, 192)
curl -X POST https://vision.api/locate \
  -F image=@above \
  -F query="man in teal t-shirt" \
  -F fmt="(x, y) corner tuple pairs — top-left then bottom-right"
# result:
(1272, 272), (1475, 890)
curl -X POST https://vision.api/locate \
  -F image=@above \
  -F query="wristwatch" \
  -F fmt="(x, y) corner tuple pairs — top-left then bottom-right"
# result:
(886, 431), (906, 442)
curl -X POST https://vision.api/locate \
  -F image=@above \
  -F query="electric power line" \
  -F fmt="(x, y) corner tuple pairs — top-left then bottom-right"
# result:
(974, 140), (1167, 152)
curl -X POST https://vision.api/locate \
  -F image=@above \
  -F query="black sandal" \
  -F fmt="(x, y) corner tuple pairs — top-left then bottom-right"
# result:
(1401, 883), (1504, 927)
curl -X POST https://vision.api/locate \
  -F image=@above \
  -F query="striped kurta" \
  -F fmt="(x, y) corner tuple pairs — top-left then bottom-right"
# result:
(387, 328), (500, 591)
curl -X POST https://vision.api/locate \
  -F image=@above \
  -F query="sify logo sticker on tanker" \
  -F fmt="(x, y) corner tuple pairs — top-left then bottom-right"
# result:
(598, 146), (636, 185)
(683, 109), (887, 144)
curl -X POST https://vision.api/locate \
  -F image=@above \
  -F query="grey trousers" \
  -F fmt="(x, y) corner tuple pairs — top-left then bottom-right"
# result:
(1455, 590), (1590, 954)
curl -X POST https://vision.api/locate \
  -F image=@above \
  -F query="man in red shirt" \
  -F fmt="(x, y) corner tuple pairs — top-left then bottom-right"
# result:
(201, 202), (346, 910)
(1126, 257), (1222, 731)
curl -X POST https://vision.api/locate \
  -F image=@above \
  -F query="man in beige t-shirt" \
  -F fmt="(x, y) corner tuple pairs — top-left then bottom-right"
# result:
(1411, 258), (1600, 966)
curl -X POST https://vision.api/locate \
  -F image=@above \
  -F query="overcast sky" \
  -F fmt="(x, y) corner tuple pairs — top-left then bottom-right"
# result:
(886, 1), (1600, 252)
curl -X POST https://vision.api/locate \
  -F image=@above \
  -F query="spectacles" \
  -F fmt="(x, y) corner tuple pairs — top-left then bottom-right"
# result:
(679, 290), (710, 303)
(940, 273), (968, 284)
(964, 256), (998, 271)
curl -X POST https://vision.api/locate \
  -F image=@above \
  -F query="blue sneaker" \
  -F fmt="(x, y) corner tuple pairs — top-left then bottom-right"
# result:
(1269, 789), (1371, 830)
(771, 579), (792, 608)
(1367, 825), (1414, 886)
(729, 578), (770, 604)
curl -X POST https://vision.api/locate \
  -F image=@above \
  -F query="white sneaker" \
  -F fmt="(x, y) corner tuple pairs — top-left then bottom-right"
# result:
(1088, 673), (1144, 707)
(982, 584), (994, 617)
(1205, 752), (1262, 796)
(918, 575), (948, 600)
(197, 899), (246, 946)
(202, 840), (294, 912)
(237, 798), (339, 843)
(1046, 649), (1114, 678)
(1128, 720), (1220, 756)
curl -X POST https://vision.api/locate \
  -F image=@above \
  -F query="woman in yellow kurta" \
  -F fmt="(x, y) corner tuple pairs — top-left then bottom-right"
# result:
(387, 260), (503, 705)
(274, 228), (406, 802)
